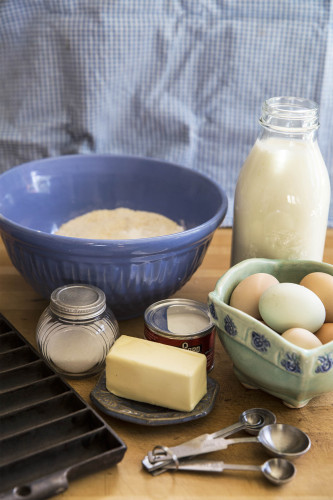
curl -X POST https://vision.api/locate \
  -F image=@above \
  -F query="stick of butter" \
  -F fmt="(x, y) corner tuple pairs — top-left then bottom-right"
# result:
(106, 335), (207, 412)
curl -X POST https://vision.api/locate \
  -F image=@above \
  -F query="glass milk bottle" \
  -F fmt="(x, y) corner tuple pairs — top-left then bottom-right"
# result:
(231, 97), (331, 265)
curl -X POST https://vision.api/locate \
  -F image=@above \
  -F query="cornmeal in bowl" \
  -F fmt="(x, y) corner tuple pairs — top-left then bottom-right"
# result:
(56, 208), (184, 239)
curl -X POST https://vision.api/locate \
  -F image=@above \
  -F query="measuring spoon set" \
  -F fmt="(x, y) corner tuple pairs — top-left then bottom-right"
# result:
(142, 408), (311, 485)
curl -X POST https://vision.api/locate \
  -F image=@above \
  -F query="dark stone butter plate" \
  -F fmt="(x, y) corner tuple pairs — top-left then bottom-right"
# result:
(90, 372), (219, 426)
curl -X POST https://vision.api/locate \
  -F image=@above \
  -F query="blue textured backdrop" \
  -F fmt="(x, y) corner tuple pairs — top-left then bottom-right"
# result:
(0, 0), (332, 226)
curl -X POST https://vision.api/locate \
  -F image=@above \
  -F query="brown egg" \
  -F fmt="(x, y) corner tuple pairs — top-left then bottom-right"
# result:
(282, 328), (323, 349)
(315, 323), (333, 344)
(300, 272), (333, 322)
(229, 273), (279, 319)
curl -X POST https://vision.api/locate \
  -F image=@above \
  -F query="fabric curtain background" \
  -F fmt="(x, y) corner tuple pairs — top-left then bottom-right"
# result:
(0, 0), (332, 226)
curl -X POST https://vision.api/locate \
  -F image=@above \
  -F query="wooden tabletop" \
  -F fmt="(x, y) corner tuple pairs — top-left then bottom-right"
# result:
(1, 228), (332, 499)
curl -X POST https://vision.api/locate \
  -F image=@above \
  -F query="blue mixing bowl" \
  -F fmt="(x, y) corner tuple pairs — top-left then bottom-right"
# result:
(0, 154), (228, 319)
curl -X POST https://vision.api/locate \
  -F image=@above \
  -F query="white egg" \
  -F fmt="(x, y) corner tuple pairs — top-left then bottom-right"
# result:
(259, 282), (325, 334)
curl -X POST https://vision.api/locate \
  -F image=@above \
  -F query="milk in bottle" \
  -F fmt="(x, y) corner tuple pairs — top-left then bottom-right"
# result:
(231, 97), (330, 265)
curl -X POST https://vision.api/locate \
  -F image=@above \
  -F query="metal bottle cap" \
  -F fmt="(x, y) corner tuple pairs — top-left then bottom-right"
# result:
(50, 284), (106, 320)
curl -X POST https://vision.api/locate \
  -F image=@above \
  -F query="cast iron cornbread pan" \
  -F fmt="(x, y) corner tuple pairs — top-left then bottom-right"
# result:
(0, 313), (127, 500)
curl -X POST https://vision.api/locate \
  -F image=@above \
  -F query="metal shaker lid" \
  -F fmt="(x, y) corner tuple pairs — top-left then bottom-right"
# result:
(50, 284), (106, 320)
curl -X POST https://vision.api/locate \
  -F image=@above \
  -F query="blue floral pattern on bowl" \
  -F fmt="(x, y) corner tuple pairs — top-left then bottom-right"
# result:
(281, 352), (301, 374)
(209, 302), (217, 320)
(315, 354), (333, 373)
(251, 331), (271, 353)
(224, 315), (237, 336)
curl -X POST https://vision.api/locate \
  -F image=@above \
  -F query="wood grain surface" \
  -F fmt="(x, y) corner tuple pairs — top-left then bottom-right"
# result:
(1, 228), (332, 499)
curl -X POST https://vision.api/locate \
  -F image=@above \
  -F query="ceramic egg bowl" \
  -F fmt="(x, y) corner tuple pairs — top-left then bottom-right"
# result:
(208, 258), (333, 408)
(0, 154), (227, 319)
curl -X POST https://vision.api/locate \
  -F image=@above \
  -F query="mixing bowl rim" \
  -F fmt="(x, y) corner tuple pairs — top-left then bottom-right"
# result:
(0, 152), (226, 189)
(0, 153), (228, 251)
(0, 212), (224, 251)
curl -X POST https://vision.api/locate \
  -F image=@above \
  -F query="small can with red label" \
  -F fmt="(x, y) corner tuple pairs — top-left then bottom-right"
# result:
(144, 298), (215, 371)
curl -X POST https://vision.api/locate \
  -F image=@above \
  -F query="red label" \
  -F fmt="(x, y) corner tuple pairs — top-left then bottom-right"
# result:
(144, 325), (215, 372)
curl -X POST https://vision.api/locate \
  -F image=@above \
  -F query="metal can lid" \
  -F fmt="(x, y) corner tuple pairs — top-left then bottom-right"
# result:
(50, 284), (106, 320)
(144, 298), (213, 337)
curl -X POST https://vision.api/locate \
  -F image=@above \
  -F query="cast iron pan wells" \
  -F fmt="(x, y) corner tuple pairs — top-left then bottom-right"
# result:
(0, 313), (127, 500)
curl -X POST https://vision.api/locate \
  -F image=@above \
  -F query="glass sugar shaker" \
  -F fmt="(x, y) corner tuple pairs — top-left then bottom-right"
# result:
(36, 284), (119, 378)
(231, 96), (331, 265)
